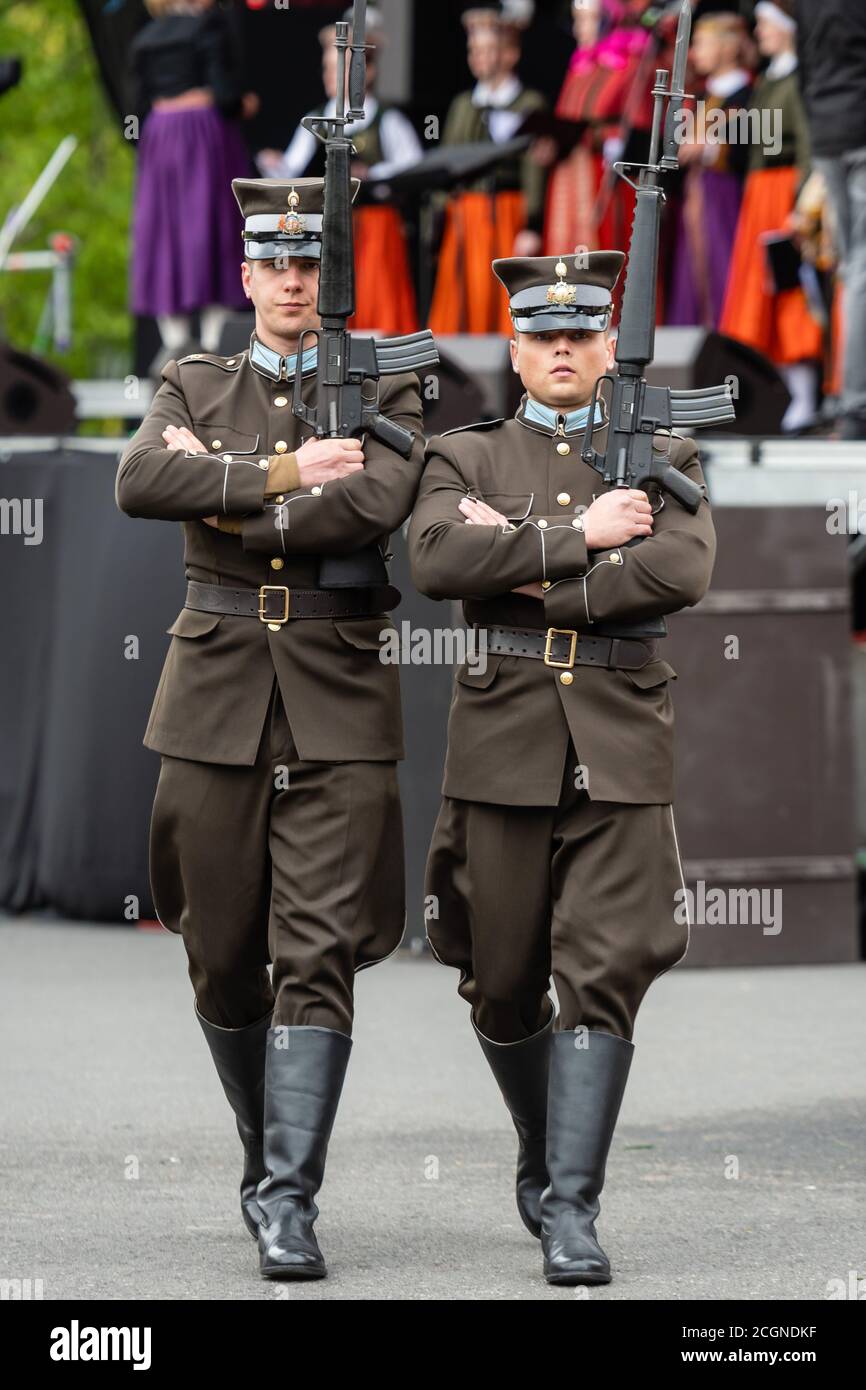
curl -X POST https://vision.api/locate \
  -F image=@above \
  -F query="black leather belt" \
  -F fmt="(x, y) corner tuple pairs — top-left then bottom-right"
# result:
(185, 579), (400, 624)
(484, 624), (656, 671)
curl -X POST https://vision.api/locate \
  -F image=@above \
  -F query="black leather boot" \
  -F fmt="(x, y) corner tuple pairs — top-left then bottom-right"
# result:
(195, 1003), (271, 1239)
(472, 1004), (554, 1238)
(257, 1025), (353, 1280)
(541, 1028), (634, 1285)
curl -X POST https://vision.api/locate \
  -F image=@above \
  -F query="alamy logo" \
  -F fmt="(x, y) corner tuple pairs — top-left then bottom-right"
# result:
(49, 1321), (152, 1370)
(0, 1277), (43, 1299)
(674, 879), (782, 935)
(0, 498), (42, 545)
(673, 102), (782, 158)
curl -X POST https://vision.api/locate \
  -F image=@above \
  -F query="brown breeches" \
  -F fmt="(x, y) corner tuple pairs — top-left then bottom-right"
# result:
(149, 676), (405, 1034)
(425, 746), (689, 1044)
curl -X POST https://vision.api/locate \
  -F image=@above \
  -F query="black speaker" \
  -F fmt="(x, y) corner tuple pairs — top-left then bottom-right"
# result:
(647, 328), (790, 436)
(694, 332), (791, 435)
(419, 346), (488, 435)
(217, 312), (256, 356)
(0, 344), (77, 435)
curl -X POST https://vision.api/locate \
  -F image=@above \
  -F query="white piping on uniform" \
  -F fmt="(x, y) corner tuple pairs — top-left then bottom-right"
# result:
(355, 910), (408, 973)
(264, 487), (328, 554)
(651, 802), (691, 988)
(581, 549), (623, 624)
(506, 492), (534, 520)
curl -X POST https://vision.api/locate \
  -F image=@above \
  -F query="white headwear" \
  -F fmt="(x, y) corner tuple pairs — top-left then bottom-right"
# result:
(754, 1), (797, 34)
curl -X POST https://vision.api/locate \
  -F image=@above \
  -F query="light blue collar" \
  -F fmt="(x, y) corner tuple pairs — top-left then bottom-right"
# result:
(249, 335), (318, 383)
(523, 397), (603, 434)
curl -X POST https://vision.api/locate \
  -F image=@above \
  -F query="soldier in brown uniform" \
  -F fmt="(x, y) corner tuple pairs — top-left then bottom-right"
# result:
(116, 177), (424, 1280)
(409, 253), (716, 1285)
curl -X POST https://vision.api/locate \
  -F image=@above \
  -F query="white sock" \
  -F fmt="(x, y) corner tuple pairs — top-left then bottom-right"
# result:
(780, 362), (818, 432)
(157, 314), (191, 351)
(200, 305), (229, 354)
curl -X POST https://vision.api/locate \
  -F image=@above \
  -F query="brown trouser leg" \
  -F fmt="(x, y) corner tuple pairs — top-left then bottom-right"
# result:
(425, 794), (555, 1042)
(150, 676), (405, 1034)
(426, 745), (688, 1043)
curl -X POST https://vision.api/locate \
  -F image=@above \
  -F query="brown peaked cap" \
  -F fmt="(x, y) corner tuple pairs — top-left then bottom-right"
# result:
(493, 251), (625, 300)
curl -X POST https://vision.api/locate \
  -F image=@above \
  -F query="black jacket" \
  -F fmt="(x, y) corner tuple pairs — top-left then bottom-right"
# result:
(795, 0), (866, 157)
(130, 10), (244, 124)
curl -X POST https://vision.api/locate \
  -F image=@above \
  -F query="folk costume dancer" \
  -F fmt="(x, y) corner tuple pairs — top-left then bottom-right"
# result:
(666, 11), (753, 328)
(541, 0), (652, 261)
(719, 0), (822, 431)
(129, 0), (256, 358)
(428, 2), (548, 335)
(257, 6), (421, 336)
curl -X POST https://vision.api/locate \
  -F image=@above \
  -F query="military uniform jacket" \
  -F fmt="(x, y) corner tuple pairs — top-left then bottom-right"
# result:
(408, 398), (717, 806)
(116, 340), (424, 765)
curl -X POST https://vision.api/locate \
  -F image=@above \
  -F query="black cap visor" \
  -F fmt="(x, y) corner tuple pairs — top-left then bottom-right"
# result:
(244, 237), (322, 262)
(512, 305), (612, 333)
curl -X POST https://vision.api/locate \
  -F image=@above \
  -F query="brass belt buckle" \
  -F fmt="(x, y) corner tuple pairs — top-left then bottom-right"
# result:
(259, 585), (290, 624)
(544, 627), (578, 669)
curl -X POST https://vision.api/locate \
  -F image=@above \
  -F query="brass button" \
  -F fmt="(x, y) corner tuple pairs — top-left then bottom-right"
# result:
(211, 439), (222, 449)
(559, 671), (574, 685)
(557, 492), (571, 506)
(267, 622), (281, 632)
(610, 552), (622, 564)
(556, 442), (571, 456)
(275, 440), (288, 454)
(572, 517), (584, 530)
(226, 359), (236, 367)
(275, 495), (285, 503)
(537, 518), (548, 529)
(257, 460), (269, 470)
(274, 396), (288, 408)
(311, 485), (322, 496)
(541, 580), (551, 591)
(222, 454), (233, 462)
(270, 558), (284, 570)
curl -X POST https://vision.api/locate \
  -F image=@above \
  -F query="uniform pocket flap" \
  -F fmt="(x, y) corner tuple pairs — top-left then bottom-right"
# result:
(333, 617), (392, 651)
(191, 423), (261, 455)
(455, 652), (505, 688)
(477, 492), (534, 521)
(166, 608), (225, 638)
(623, 658), (677, 688)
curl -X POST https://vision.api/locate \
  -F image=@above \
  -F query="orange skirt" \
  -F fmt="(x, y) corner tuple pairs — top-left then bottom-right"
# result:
(543, 147), (600, 256)
(826, 277), (844, 397)
(349, 206), (418, 337)
(720, 166), (822, 364)
(428, 190), (526, 336)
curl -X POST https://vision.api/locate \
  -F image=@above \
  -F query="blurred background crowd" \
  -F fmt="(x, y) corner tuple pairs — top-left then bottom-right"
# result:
(0, 0), (864, 439)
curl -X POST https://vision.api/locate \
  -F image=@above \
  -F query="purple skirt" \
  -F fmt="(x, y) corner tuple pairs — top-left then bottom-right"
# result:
(666, 168), (743, 329)
(131, 106), (251, 317)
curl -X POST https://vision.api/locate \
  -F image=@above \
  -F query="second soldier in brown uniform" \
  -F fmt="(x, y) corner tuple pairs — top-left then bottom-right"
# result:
(116, 177), (424, 1280)
(409, 253), (716, 1285)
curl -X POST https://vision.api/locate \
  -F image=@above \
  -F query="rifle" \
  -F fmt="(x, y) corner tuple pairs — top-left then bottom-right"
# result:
(580, 0), (735, 519)
(292, 0), (439, 587)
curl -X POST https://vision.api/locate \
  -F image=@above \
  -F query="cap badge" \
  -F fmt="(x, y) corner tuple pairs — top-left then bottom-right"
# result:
(547, 261), (576, 306)
(278, 188), (306, 237)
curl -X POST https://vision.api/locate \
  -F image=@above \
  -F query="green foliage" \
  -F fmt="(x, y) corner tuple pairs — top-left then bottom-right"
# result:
(0, 0), (135, 380)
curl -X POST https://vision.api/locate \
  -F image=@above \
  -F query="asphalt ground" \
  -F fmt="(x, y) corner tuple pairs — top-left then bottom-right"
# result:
(1, 919), (864, 1301)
